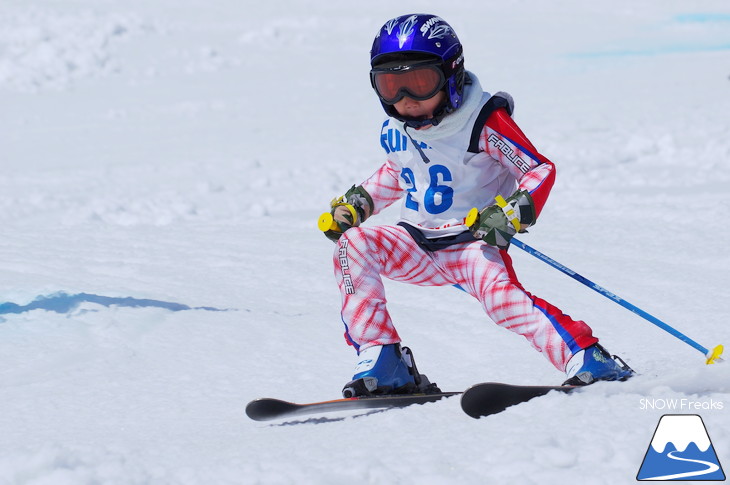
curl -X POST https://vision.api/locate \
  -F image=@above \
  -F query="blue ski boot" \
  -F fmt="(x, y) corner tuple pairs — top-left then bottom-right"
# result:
(563, 343), (634, 386)
(342, 344), (440, 398)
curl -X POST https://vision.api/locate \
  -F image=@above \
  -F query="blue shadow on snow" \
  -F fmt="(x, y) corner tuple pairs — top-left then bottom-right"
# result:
(673, 13), (730, 23)
(0, 292), (231, 317)
(568, 12), (730, 58)
(567, 41), (730, 59)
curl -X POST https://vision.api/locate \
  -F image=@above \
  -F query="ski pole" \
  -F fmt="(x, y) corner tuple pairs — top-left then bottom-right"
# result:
(468, 201), (723, 365)
(510, 236), (724, 365)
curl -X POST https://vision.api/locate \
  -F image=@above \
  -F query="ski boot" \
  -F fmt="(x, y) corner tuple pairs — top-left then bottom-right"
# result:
(342, 344), (441, 398)
(563, 343), (634, 386)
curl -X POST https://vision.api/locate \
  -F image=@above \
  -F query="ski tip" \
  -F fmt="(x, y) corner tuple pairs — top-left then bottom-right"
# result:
(460, 382), (575, 419)
(706, 344), (724, 365)
(246, 398), (297, 422)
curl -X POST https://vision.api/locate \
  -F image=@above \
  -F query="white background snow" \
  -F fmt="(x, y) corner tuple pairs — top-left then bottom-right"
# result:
(1, 0), (729, 484)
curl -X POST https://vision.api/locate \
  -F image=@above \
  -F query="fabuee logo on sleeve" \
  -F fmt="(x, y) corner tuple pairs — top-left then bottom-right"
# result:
(637, 414), (725, 481)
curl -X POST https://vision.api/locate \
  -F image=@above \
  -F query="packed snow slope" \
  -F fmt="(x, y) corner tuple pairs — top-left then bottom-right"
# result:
(1, 1), (729, 484)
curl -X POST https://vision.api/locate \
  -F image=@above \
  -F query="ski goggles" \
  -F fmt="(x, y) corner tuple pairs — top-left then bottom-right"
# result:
(370, 63), (446, 105)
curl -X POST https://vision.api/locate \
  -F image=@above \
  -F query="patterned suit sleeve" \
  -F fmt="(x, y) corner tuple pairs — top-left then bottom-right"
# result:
(477, 108), (556, 219)
(359, 157), (405, 216)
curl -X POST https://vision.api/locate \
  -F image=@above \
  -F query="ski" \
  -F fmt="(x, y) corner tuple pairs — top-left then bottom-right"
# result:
(460, 382), (577, 418)
(246, 391), (461, 422)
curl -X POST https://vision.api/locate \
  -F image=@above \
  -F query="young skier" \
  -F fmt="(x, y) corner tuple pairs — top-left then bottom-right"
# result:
(321, 14), (633, 397)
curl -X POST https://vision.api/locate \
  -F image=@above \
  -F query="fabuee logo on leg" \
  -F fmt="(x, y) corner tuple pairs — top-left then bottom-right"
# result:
(637, 414), (725, 481)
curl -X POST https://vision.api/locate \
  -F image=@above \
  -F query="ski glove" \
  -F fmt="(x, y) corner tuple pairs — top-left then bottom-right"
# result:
(321, 185), (374, 242)
(468, 190), (535, 249)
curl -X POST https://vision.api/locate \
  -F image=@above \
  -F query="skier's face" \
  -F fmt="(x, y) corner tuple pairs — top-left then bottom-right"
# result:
(392, 91), (446, 125)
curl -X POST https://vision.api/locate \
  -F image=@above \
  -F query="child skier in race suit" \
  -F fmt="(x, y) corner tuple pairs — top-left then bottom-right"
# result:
(322, 14), (633, 397)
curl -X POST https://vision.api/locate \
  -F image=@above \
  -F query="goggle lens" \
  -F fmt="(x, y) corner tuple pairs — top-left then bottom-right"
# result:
(371, 66), (444, 104)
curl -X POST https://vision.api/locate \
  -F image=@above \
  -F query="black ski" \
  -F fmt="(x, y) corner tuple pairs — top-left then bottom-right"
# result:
(461, 382), (577, 418)
(246, 391), (460, 422)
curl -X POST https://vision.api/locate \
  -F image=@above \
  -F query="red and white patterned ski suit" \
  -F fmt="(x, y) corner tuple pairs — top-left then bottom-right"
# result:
(333, 79), (598, 372)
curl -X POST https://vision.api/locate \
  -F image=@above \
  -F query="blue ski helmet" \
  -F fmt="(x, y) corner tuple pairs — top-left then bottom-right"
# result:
(370, 14), (466, 126)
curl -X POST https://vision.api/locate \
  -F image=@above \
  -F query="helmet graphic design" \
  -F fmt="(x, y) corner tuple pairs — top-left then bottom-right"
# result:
(370, 14), (466, 127)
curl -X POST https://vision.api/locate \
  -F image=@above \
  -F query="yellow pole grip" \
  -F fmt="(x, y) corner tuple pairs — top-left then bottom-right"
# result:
(318, 212), (338, 232)
(318, 203), (359, 232)
(495, 195), (521, 232)
(465, 207), (479, 228)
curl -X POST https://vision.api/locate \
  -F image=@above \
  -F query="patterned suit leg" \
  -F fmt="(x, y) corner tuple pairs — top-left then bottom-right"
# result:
(334, 225), (598, 371)
(434, 242), (598, 371)
(334, 225), (451, 353)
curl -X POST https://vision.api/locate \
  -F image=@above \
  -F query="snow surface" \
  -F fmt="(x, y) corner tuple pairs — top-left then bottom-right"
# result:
(1, 0), (729, 484)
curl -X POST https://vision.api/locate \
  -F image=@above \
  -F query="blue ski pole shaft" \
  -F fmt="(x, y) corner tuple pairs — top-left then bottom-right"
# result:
(511, 237), (722, 361)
